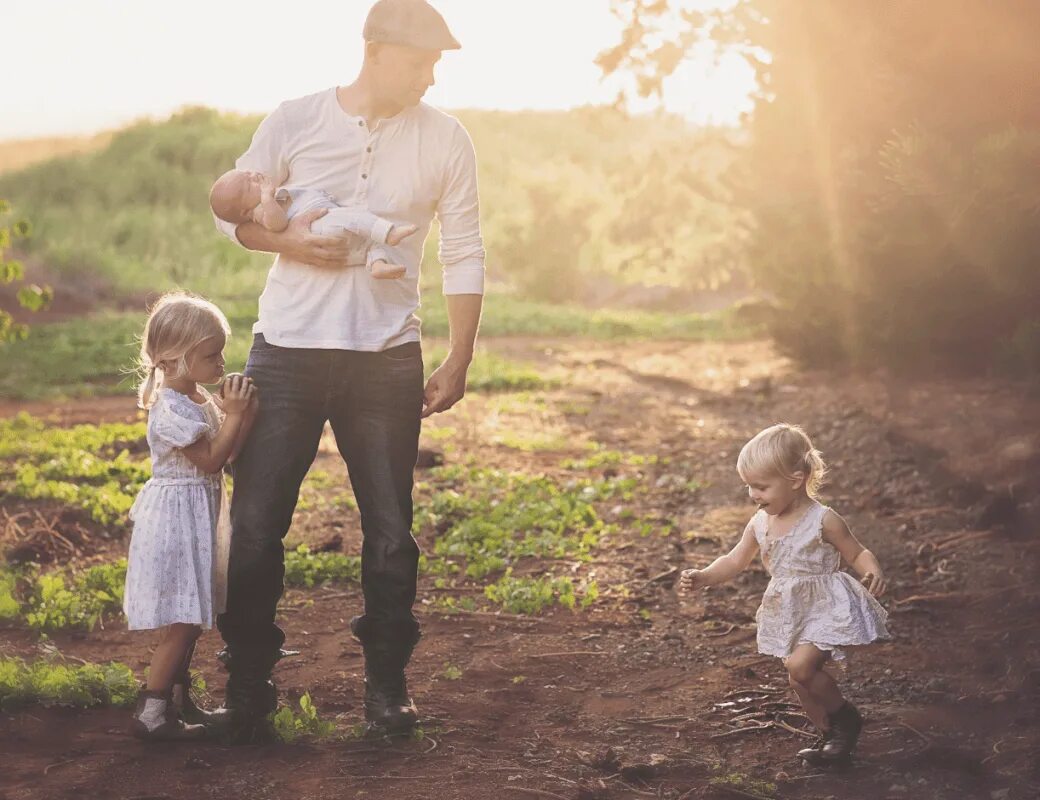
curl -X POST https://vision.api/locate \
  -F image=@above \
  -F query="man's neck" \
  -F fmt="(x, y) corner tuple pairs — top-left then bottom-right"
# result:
(336, 76), (404, 127)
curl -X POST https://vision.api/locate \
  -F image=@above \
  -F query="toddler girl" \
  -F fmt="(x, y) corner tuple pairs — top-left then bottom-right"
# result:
(209, 169), (417, 279)
(123, 292), (258, 740)
(680, 423), (889, 764)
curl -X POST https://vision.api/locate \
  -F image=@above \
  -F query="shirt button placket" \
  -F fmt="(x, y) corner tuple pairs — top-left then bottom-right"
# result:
(357, 127), (375, 202)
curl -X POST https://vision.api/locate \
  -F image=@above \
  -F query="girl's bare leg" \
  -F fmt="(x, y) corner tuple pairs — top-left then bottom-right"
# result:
(786, 644), (844, 731)
(147, 623), (203, 691)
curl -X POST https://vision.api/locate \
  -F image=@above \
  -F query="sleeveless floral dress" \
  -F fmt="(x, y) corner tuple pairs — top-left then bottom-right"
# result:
(752, 501), (889, 661)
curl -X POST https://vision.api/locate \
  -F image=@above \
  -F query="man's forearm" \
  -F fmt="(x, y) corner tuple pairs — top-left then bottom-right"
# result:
(444, 294), (483, 360)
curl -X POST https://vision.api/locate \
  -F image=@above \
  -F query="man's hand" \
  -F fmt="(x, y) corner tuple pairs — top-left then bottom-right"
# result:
(422, 353), (470, 418)
(281, 208), (360, 269)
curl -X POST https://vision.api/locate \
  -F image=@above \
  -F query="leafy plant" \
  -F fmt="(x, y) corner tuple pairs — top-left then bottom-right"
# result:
(270, 692), (336, 743)
(0, 657), (137, 711)
(484, 573), (598, 615)
(20, 560), (126, 631)
(0, 198), (50, 344)
(283, 545), (361, 588)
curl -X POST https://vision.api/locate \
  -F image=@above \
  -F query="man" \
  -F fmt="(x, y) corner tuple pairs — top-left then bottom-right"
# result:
(211, 0), (484, 743)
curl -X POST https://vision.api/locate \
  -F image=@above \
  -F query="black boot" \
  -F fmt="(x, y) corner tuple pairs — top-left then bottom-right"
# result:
(220, 648), (281, 745)
(172, 672), (233, 729)
(351, 616), (420, 735)
(817, 702), (863, 762)
(796, 726), (829, 762)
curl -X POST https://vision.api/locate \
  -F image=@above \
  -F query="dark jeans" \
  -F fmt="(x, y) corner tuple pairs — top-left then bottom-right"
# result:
(217, 333), (424, 663)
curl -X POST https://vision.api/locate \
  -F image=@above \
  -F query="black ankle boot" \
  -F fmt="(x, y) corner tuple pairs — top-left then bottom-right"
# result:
(351, 616), (420, 735)
(818, 702), (863, 761)
(797, 727), (831, 763)
(172, 671), (232, 729)
(220, 649), (281, 745)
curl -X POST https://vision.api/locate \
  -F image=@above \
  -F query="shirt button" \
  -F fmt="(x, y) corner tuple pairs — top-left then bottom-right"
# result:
(366, 147), (372, 153)
(358, 120), (364, 127)
(362, 174), (368, 179)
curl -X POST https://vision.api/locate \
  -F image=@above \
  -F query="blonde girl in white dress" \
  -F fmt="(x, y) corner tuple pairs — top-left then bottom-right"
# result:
(124, 292), (258, 740)
(680, 424), (890, 764)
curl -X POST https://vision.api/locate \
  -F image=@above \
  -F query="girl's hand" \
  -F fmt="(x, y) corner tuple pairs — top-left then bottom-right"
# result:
(860, 570), (887, 597)
(221, 374), (256, 414)
(679, 568), (706, 593)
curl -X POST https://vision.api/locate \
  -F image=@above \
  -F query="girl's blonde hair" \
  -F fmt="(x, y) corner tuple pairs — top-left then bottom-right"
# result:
(136, 291), (230, 409)
(737, 423), (827, 498)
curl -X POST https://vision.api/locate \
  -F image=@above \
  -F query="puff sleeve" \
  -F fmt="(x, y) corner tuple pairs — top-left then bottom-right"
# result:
(152, 394), (212, 448)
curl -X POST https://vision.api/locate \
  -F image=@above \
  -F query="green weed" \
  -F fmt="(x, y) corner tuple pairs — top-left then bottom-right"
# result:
(283, 545), (361, 588)
(0, 656), (138, 711)
(270, 692), (337, 743)
(484, 573), (598, 615)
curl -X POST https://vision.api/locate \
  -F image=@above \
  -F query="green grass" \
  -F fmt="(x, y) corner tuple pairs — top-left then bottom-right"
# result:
(0, 293), (750, 400)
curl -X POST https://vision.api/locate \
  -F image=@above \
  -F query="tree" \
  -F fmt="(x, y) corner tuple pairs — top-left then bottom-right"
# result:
(0, 199), (51, 343)
(601, 1), (1040, 372)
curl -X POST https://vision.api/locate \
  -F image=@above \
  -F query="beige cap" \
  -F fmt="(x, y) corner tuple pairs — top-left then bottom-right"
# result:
(363, 0), (461, 51)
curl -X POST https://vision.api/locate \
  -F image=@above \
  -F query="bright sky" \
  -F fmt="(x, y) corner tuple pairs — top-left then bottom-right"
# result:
(4, 0), (756, 141)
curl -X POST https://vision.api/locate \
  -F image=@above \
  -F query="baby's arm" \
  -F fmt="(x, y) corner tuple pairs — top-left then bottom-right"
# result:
(254, 178), (289, 232)
(180, 376), (256, 473)
(821, 510), (887, 596)
(680, 520), (759, 590)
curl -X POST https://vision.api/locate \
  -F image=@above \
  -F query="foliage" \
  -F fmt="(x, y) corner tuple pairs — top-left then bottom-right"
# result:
(0, 198), (51, 344)
(483, 573), (598, 615)
(0, 413), (148, 523)
(2, 560), (128, 632)
(425, 345), (552, 393)
(0, 106), (747, 311)
(282, 545), (362, 588)
(0, 297), (751, 400)
(270, 692), (337, 743)
(0, 656), (138, 711)
(414, 466), (621, 579)
(603, 0), (1040, 374)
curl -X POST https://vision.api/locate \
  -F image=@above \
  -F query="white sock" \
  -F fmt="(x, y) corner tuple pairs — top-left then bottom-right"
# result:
(136, 697), (168, 732)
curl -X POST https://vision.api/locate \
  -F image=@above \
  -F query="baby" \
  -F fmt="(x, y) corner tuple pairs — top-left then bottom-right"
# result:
(209, 170), (417, 279)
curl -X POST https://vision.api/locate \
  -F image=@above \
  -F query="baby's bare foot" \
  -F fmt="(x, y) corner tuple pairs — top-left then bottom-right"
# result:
(386, 223), (418, 246)
(370, 259), (406, 280)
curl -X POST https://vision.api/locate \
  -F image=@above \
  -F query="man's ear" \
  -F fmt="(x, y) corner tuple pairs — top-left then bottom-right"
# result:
(365, 40), (383, 64)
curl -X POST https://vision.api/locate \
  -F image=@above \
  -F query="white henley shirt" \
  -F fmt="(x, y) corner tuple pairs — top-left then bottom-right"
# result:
(215, 88), (486, 351)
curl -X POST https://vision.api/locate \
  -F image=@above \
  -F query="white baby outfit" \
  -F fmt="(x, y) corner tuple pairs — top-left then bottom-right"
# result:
(123, 387), (231, 630)
(275, 185), (397, 271)
(752, 501), (889, 661)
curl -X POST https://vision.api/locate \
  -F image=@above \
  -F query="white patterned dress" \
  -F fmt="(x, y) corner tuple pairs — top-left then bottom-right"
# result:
(123, 387), (231, 630)
(752, 501), (889, 661)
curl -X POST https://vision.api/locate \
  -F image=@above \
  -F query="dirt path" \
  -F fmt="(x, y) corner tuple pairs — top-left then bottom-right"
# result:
(1, 339), (1037, 800)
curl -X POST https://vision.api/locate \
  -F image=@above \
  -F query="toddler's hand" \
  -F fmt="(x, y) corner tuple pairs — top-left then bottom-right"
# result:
(860, 570), (887, 597)
(221, 374), (256, 414)
(679, 568), (705, 593)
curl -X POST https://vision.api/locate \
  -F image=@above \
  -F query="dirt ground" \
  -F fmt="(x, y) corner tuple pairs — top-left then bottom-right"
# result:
(1, 337), (1038, 800)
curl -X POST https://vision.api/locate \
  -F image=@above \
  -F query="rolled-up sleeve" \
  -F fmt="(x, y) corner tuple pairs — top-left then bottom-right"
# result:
(212, 104), (291, 246)
(437, 123), (486, 295)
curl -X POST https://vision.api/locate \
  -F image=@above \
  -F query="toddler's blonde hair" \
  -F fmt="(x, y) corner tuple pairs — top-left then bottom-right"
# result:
(136, 291), (231, 409)
(737, 423), (827, 498)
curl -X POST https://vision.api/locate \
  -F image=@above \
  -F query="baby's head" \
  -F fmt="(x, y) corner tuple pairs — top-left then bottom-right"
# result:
(210, 169), (262, 225)
(136, 291), (232, 409)
(737, 423), (827, 514)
